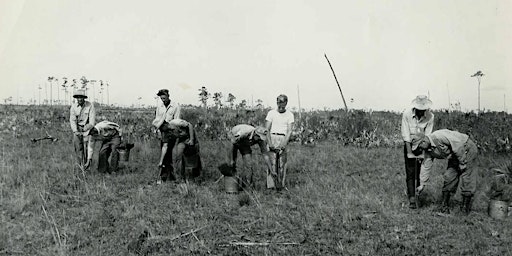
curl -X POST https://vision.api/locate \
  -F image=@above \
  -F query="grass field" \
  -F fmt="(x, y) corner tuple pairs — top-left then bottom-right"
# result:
(1, 125), (512, 255)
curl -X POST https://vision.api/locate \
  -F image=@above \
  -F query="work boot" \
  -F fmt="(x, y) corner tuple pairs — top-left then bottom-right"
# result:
(409, 197), (417, 209)
(439, 192), (451, 213)
(461, 195), (473, 215)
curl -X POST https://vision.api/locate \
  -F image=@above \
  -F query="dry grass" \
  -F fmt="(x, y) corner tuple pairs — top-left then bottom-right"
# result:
(1, 125), (512, 255)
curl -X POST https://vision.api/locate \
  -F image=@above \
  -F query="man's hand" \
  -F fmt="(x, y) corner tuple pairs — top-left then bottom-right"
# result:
(416, 184), (425, 194)
(73, 131), (82, 136)
(185, 139), (194, 146)
(84, 159), (91, 170)
(407, 153), (417, 159)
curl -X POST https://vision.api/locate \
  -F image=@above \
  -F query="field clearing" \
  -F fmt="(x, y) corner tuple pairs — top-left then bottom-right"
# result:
(1, 121), (512, 255)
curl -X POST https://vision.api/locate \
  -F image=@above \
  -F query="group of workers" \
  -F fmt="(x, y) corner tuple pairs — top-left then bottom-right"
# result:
(69, 88), (294, 190)
(70, 88), (481, 214)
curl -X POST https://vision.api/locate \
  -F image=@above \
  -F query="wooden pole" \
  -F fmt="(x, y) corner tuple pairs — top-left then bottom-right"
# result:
(324, 54), (348, 111)
(296, 84), (302, 121)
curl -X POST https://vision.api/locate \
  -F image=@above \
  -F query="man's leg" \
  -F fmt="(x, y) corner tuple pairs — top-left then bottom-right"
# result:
(403, 145), (417, 208)
(73, 134), (85, 164)
(161, 137), (176, 181)
(98, 141), (110, 173)
(440, 158), (460, 213)
(280, 149), (288, 189)
(173, 141), (186, 180)
(459, 140), (479, 213)
(109, 136), (121, 173)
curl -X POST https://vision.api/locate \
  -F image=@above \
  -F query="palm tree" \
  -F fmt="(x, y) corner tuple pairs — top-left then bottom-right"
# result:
(471, 70), (485, 113)
(226, 93), (236, 108)
(47, 76), (54, 105)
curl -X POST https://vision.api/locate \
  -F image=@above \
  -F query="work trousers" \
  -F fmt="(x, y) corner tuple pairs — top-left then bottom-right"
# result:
(73, 133), (89, 165)
(442, 139), (478, 196)
(98, 135), (121, 173)
(160, 137), (177, 181)
(403, 145), (422, 198)
(173, 137), (201, 179)
(269, 134), (288, 187)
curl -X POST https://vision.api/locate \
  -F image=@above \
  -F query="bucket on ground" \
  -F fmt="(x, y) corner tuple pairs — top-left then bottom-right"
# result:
(118, 149), (131, 162)
(224, 176), (239, 193)
(488, 199), (509, 219)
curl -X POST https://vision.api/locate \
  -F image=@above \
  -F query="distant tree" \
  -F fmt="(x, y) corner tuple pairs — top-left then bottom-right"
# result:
(213, 92), (223, 109)
(237, 99), (247, 110)
(255, 99), (264, 109)
(226, 93), (236, 108)
(198, 86), (210, 109)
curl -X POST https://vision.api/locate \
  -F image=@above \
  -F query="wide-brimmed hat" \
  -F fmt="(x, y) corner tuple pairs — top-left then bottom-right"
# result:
(411, 95), (432, 110)
(253, 126), (268, 141)
(73, 89), (87, 99)
(82, 124), (94, 136)
(411, 134), (427, 150)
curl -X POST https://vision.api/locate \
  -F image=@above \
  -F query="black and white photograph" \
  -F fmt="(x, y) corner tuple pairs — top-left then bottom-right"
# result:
(0, 0), (511, 255)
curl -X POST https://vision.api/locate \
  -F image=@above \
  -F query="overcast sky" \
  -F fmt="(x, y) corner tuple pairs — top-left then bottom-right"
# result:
(0, 0), (510, 112)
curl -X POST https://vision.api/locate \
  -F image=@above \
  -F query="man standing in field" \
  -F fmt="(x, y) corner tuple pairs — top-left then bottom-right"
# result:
(265, 94), (294, 189)
(69, 89), (96, 166)
(83, 121), (122, 173)
(228, 124), (274, 187)
(400, 95), (434, 209)
(412, 129), (478, 214)
(152, 89), (181, 184)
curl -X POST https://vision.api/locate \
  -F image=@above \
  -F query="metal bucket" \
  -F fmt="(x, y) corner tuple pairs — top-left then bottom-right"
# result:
(488, 200), (509, 219)
(224, 176), (239, 193)
(118, 149), (131, 162)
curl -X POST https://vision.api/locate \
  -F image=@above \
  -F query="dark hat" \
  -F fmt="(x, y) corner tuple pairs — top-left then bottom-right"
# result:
(277, 94), (288, 102)
(157, 89), (169, 96)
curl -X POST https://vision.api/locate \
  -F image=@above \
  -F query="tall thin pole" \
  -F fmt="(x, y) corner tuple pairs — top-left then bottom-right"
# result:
(446, 83), (451, 111)
(296, 84), (302, 121)
(477, 76), (481, 112)
(324, 53), (348, 111)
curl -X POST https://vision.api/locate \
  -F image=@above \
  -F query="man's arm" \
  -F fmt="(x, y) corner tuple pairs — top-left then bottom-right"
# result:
(425, 113), (434, 135)
(69, 106), (78, 133)
(173, 104), (181, 119)
(89, 102), (96, 125)
(401, 113), (414, 157)
(280, 122), (293, 149)
(265, 120), (273, 148)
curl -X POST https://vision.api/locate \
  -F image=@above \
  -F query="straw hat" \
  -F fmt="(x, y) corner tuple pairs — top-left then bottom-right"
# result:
(411, 95), (432, 110)
(73, 89), (87, 99)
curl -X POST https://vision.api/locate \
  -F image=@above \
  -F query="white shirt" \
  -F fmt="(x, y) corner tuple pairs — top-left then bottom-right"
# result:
(265, 109), (294, 134)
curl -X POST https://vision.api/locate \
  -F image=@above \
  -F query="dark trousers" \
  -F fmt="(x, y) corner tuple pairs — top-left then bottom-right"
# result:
(403, 145), (422, 198)
(98, 135), (121, 173)
(160, 137), (177, 181)
(73, 133), (88, 165)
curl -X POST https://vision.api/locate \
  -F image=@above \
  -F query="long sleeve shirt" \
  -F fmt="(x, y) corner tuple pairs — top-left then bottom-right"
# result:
(419, 129), (471, 185)
(69, 101), (96, 132)
(87, 121), (121, 159)
(400, 109), (434, 142)
(152, 102), (181, 129)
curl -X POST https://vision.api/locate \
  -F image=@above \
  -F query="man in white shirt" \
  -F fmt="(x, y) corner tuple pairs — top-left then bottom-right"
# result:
(400, 95), (434, 209)
(152, 89), (181, 183)
(69, 89), (96, 166)
(265, 94), (294, 189)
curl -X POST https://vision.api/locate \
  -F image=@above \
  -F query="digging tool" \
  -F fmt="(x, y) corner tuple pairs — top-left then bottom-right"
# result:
(31, 132), (58, 143)
(414, 158), (420, 209)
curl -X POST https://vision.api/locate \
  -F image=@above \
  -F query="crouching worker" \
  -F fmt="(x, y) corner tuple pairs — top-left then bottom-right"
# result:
(83, 121), (122, 174)
(165, 119), (202, 179)
(412, 129), (478, 214)
(228, 124), (273, 188)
